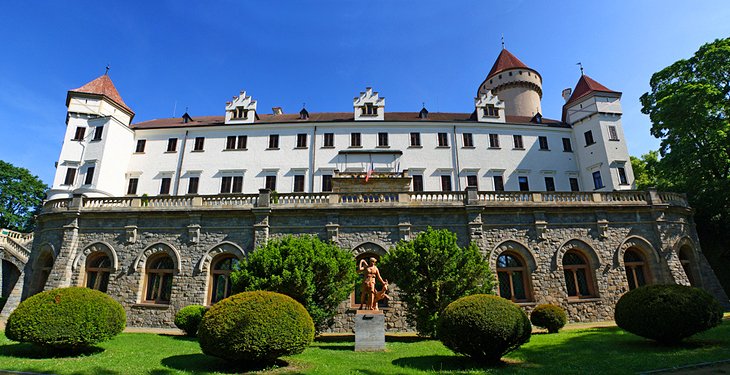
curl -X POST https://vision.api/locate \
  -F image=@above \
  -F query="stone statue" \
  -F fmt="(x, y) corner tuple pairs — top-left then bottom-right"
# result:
(358, 257), (389, 310)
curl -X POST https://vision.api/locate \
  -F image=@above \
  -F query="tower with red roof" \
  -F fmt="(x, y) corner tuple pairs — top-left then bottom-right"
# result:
(477, 48), (543, 118)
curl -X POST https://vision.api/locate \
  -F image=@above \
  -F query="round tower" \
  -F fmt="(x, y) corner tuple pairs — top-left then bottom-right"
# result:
(477, 49), (542, 118)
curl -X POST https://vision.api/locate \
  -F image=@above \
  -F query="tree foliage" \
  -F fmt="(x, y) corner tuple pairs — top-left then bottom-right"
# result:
(640, 38), (730, 232)
(230, 235), (357, 332)
(379, 227), (494, 337)
(0, 160), (47, 232)
(630, 151), (670, 190)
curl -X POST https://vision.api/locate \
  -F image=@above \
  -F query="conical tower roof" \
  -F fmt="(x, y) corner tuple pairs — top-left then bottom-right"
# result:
(486, 49), (533, 80)
(68, 74), (133, 114)
(564, 74), (620, 107)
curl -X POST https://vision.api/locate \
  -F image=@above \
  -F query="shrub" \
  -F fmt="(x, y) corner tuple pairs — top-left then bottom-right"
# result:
(230, 235), (357, 332)
(174, 305), (207, 337)
(438, 294), (531, 364)
(5, 287), (126, 350)
(530, 304), (567, 333)
(379, 227), (494, 337)
(198, 291), (314, 363)
(615, 284), (723, 343)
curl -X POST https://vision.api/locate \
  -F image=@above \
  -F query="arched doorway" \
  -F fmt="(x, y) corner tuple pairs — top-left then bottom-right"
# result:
(29, 250), (54, 295)
(678, 246), (698, 286)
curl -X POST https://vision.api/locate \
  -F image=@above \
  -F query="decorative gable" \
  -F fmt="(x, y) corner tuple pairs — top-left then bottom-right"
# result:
(474, 91), (505, 123)
(353, 87), (385, 121)
(225, 91), (257, 124)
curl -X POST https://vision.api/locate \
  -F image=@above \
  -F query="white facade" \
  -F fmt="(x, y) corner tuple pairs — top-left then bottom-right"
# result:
(48, 50), (636, 200)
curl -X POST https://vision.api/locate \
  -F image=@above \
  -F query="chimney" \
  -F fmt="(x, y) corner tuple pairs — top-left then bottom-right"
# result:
(562, 88), (573, 103)
(272, 107), (283, 115)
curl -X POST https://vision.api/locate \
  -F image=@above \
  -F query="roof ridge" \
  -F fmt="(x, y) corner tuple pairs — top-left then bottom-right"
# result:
(69, 75), (133, 113)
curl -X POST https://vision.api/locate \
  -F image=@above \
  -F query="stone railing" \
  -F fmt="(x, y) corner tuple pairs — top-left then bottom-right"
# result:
(0, 229), (32, 263)
(40, 189), (691, 213)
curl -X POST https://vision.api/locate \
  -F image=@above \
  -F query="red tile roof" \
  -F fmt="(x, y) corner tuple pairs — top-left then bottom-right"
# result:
(564, 75), (620, 108)
(486, 49), (532, 80)
(68, 75), (134, 114)
(131, 112), (565, 129)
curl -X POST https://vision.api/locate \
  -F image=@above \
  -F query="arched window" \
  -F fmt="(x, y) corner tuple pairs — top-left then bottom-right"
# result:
(144, 254), (174, 304)
(497, 252), (530, 302)
(209, 255), (239, 304)
(624, 249), (649, 290)
(679, 246), (696, 286)
(86, 253), (112, 292)
(563, 250), (596, 298)
(30, 250), (54, 295)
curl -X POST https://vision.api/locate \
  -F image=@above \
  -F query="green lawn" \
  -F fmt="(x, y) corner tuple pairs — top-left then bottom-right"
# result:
(1, 323), (729, 374)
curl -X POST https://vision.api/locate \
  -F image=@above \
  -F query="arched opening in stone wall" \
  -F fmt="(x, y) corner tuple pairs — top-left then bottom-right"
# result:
(679, 245), (698, 286)
(143, 254), (175, 304)
(209, 254), (239, 305)
(562, 250), (597, 299)
(85, 252), (112, 292)
(496, 251), (532, 302)
(2, 259), (22, 299)
(623, 248), (651, 290)
(29, 249), (54, 296)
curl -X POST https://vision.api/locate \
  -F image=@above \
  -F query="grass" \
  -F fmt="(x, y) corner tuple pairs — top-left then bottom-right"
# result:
(0, 323), (729, 374)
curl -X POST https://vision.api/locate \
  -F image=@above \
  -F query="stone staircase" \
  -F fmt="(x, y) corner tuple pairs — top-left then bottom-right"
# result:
(0, 228), (33, 320)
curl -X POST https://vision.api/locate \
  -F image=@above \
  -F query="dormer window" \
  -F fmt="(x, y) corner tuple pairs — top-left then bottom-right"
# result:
(353, 87), (385, 121)
(225, 90), (257, 124)
(362, 103), (378, 116)
(484, 104), (499, 117)
(233, 107), (248, 120)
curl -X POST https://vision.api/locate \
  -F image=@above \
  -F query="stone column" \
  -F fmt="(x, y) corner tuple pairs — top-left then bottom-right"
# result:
(466, 206), (485, 253)
(45, 214), (80, 290)
(252, 208), (271, 250)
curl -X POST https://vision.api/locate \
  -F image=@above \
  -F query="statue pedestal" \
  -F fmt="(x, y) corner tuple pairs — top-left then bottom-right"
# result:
(354, 310), (385, 351)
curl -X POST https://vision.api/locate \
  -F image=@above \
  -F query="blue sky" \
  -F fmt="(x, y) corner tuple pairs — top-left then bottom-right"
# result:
(1, 0), (728, 185)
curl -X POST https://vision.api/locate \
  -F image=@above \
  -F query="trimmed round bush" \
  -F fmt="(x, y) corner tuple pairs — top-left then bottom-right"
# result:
(6, 287), (126, 350)
(615, 284), (723, 343)
(437, 294), (531, 364)
(530, 304), (568, 333)
(174, 305), (207, 337)
(198, 291), (314, 363)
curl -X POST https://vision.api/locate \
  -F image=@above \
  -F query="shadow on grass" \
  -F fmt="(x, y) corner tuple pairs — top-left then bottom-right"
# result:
(161, 354), (289, 374)
(392, 355), (504, 373)
(315, 344), (354, 351)
(157, 334), (198, 342)
(0, 342), (104, 359)
(315, 335), (353, 343)
(385, 335), (430, 343)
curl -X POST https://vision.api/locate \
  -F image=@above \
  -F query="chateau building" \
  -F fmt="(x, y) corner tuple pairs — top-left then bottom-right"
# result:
(1, 49), (726, 330)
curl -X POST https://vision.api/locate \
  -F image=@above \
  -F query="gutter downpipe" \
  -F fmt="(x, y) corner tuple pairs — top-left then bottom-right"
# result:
(173, 130), (189, 195)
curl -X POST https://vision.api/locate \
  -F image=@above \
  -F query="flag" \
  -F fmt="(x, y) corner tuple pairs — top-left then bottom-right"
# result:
(365, 162), (374, 182)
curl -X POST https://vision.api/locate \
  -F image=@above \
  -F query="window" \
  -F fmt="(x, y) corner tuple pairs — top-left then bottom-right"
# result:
(144, 255), (174, 304)
(569, 178), (580, 192)
(679, 247), (696, 286)
(84, 167), (95, 185)
(294, 175), (305, 192)
(584, 130), (595, 146)
(268, 134), (279, 149)
(210, 255), (239, 304)
(412, 175), (424, 192)
(135, 139), (146, 153)
(489, 134), (500, 148)
(227, 135), (247, 150)
(323, 133), (334, 147)
(518, 176), (529, 191)
(236, 135), (247, 149)
(437, 133), (449, 147)
(466, 175), (478, 189)
(63, 167), (76, 185)
(350, 133), (361, 147)
(160, 177), (171, 195)
(296, 133), (308, 148)
(92, 126), (103, 141)
(497, 253), (530, 302)
(592, 171), (604, 189)
(188, 177), (199, 194)
(72, 127), (85, 141)
(322, 175), (333, 192)
(538, 136), (549, 150)
(362, 103), (377, 115)
(624, 249), (649, 290)
(608, 125), (619, 141)
(493, 176), (505, 191)
(463, 133), (474, 147)
(127, 178), (139, 195)
(377, 132), (389, 147)
(233, 107), (248, 119)
(562, 138), (573, 152)
(265, 175), (277, 190)
(410, 132), (421, 147)
(484, 104), (499, 117)
(226, 136), (237, 150)
(440, 175), (452, 191)
(86, 253), (111, 293)
(563, 251), (595, 298)
(618, 167), (628, 185)
(194, 137), (205, 151)
(167, 138), (178, 152)
(544, 176), (555, 191)
(221, 176), (243, 194)
(513, 135), (524, 149)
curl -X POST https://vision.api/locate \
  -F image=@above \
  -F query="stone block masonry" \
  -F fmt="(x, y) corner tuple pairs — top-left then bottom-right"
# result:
(17, 189), (728, 331)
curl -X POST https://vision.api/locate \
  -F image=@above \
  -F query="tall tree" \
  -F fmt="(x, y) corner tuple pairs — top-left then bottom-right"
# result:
(630, 150), (669, 190)
(640, 38), (730, 233)
(0, 160), (47, 232)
